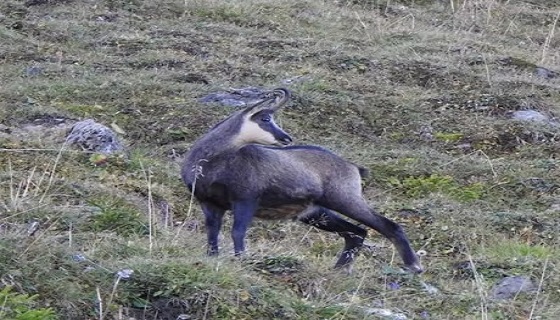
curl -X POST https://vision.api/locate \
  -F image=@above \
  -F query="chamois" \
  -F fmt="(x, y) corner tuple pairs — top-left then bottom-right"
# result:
(182, 88), (423, 273)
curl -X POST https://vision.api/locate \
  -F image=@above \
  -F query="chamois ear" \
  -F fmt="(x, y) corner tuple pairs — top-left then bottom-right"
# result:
(242, 88), (291, 116)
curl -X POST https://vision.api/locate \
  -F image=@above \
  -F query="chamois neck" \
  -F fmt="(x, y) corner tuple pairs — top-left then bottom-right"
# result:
(187, 113), (246, 162)
(190, 133), (241, 160)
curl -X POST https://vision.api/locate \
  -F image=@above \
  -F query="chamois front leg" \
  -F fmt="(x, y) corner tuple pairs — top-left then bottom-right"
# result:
(231, 199), (258, 255)
(201, 202), (225, 256)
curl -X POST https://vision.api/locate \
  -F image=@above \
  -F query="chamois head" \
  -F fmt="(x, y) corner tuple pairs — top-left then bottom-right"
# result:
(233, 88), (293, 147)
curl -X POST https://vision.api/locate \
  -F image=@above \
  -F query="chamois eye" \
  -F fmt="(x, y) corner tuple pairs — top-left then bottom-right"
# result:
(261, 116), (271, 122)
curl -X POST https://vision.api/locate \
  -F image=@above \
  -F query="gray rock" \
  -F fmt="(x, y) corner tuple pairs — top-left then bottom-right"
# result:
(117, 269), (134, 279)
(219, 98), (247, 107)
(281, 75), (312, 84)
(420, 281), (440, 295)
(338, 304), (408, 320)
(490, 276), (537, 300)
(199, 87), (271, 107)
(548, 203), (560, 213)
(511, 110), (549, 123)
(71, 254), (87, 262)
(66, 119), (125, 154)
(363, 308), (408, 320)
(25, 66), (43, 77)
(27, 220), (40, 236)
(418, 125), (434, 141)
(535, 67), (557, 79)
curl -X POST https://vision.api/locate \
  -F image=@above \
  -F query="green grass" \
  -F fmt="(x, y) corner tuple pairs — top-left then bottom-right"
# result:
(1, 0), (560, 318)
(0, 286), (57, 320)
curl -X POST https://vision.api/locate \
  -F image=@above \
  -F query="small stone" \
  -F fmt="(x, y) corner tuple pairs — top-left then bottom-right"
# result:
(387, 281), (400, 290)
(535, 67), (557, 79)
(71, 254), (87, 262)
(117, 269), (134, 279)
(418, 125), (434, 141)
(27, 221), (40, 236)
(511, 110), (549, 123)
(456, 143), (472, 152)
(420, 281), (440, 295)
(363, 308), (408, 320)
(84, 266), (96, 272)
(25, 66), (43, 77)
(548, 203), (560, 213)
(281, 75), (312, 84)
(66, 119), (125, 154)
(220, 98), (247, 107)
(490, 276), (537, 300)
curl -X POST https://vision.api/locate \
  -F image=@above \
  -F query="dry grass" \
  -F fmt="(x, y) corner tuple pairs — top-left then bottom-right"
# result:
(1, 0), (560, 318)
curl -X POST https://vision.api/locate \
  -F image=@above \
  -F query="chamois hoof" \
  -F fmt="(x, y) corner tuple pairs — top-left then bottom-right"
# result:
(332, 262), (354, 275)
(406, 262), (424, 274)
(343, 263), (354, 275)
(406, 250), (426, 274)
(334, 248), (359, 267)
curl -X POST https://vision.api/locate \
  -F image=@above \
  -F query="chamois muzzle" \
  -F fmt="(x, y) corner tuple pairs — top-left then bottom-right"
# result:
(279, 135), (293, 145)
(270, 125), (292, 146)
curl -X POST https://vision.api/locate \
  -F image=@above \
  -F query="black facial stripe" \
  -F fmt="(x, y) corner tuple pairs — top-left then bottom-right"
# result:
(257, 119), (276, 131)
(250, 109), (273, 121)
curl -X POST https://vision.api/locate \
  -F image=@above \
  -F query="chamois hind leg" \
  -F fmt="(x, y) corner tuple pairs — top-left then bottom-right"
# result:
(321, 196), (423, 273)
(231, 200), (258, 255)
(298, 206), (367, 269)
(201, 202), (225, 256)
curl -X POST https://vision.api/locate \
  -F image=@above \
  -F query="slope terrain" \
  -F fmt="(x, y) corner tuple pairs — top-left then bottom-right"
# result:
(1, 0), (559, 319)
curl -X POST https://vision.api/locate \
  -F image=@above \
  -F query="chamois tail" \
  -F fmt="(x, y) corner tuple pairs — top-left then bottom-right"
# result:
(358, 166), (369, 179)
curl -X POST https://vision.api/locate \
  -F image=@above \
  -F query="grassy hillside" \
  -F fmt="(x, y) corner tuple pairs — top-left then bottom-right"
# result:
(1, 0), (559, 319)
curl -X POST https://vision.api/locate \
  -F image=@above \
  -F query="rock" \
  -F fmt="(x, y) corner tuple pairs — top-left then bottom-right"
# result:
(535, 67), (557, 79)
(363, 308), (408, 320)
(338, 304), (408, 320)
(511, 110), (549, 123)
(547, 203), (560, 213)
(27, 220), (40, 236)
(0, 123), (10, 133)
(489, 276), (537, 300)
(456, 143), (473, 152)
(116, 269), (134, 279)
(420, 281), (440, 295)
(219, 98), (246, 107)
(66, 119), (125, 154)
(387, 281), (400, 290)
(417, 125), (434, 141)
(71, 253), (88, 263)
(25, 65), (44, 77)
(199, 87), (271, 107)
(281, 75), (312, 84)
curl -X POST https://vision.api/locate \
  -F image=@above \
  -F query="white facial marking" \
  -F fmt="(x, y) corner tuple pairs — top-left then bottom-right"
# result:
(234, 116), (278, 146)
